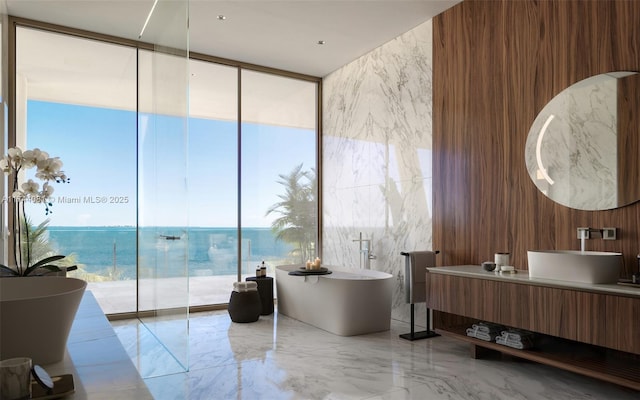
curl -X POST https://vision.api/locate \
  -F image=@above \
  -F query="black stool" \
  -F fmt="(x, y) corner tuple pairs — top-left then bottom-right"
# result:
(228, 282), (262, 323)
(246, 276), (274, 315)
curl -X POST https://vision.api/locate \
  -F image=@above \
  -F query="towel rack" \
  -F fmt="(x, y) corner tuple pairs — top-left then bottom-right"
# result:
(399, 250), (440, 341)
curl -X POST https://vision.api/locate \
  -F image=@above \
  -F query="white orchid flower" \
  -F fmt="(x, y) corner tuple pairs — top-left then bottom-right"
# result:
(21, 150), (39, 169)
(0, 157), (11, 174)
(36, 158), (64, 181)
(11, 190), (25, 201)
(35, 149), (49, 161)
(21, 179), (40, 197)
(41, 181), (54, 198)
(2, 147), (71, 275)
(7, 147), (24, 167)
(50, 157), (63, 171)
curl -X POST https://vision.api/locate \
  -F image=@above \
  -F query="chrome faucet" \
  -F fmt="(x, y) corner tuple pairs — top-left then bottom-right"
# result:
(577, 227), (617, 251)
(577, 228), (602, 252)
(352, 232), (376, 269)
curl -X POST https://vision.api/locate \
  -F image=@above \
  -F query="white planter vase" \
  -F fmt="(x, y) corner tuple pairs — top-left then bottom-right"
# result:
(0, 277), (87, 365)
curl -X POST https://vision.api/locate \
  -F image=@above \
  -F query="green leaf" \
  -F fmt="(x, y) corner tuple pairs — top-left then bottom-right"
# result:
(31, 255), (66, 269)
(0, 264), (19, 276)
(23, 255), (66, 276)
(23, 264), (62, 276)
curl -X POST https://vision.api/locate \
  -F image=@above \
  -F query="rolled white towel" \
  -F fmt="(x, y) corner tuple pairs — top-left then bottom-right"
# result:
(233, 281), (258, 292)
(466, 328), (476, 337)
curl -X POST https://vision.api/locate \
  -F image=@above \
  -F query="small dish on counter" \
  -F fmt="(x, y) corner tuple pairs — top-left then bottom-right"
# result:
(500, 265), (517, 274)
(481, 261), (496, 271)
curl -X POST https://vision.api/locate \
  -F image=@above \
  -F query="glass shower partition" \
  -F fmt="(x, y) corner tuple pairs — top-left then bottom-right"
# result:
(136, 0), (190, 377)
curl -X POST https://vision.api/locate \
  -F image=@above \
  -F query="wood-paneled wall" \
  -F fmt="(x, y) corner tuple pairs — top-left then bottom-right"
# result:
(618, 73), (640, 206)
(433, 0), (640, 278)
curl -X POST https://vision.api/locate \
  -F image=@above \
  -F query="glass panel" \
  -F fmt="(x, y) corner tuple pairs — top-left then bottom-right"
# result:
(188, 59), (238, 306)
(240, 70), (318, 288)
(136, 0), (189, 376)
(15, 27), (138, 313)
(0, 6), (7, 265)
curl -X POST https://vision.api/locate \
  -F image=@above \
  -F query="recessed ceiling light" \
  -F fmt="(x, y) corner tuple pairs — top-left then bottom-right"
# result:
(317, 40), (326, 45)
(217, 15), (227, 21)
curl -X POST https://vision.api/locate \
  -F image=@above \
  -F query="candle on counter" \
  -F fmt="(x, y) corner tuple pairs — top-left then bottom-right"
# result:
(306, 260), (312, 270)
(314, 257), (321, 269)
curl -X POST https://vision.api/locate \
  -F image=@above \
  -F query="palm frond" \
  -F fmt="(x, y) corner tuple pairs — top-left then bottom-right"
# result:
(266, 163), (318, 263)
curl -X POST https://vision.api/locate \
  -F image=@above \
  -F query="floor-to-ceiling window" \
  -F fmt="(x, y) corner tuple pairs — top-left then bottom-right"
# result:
(187, 59), (239, 306)
(240, 69), (318, 277)
(16, 26), (139, 313)
(187, 60), (319, 306)
(12, 22), (320, 314)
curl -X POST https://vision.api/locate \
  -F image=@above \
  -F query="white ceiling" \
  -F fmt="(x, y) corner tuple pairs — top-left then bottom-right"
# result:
(6, 0), (461, 77)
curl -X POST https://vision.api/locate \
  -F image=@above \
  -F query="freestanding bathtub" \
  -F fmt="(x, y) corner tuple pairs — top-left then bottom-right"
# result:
(275, 264), (393, 336)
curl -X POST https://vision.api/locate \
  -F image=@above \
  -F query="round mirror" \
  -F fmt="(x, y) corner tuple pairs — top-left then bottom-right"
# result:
(525, 71), (640, 210)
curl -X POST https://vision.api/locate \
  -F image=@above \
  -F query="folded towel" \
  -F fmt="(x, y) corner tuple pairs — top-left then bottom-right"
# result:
(505, 339), (532, 349)
(500, 329), (535, 342)
(466, 328), (476, 337)
(513, 336), (534, 347)
(496, 335), (534, 349)
(475, 331), (500, 342)
(233, 281), (258, 292)
(472, 322), (504, 334)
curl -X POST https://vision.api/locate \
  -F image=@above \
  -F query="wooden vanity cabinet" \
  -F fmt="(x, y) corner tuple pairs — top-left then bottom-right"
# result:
(426, 271), (640, 390)
(604, 295), (640, 353)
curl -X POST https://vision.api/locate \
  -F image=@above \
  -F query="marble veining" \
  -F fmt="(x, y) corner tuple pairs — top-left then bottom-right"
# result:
(41, 291), (153, 399)
(526, 75), (618, 210)
(322, 19), (434, 328)
(112, 309), (639, 399)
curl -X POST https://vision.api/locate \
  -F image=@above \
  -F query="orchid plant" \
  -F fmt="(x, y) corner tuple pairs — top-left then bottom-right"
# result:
(0, 147), (75, 276)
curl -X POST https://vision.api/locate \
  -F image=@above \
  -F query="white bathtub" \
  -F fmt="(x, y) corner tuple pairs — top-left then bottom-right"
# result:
(275, 264), (393, 336)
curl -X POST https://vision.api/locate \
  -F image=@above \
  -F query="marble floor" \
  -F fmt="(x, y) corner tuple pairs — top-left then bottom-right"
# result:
(111, 311), (638, 400)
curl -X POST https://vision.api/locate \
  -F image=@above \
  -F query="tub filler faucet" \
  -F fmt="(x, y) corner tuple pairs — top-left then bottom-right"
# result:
(352, 232), (376, 269)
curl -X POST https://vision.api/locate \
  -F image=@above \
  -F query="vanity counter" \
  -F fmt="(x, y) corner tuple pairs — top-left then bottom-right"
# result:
(425, 266), (640, 390)
(427, 265), (640, 298)
(43, 291), (153, 399)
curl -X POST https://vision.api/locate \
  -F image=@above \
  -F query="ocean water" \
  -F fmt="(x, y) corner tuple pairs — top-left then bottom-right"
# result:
(46, 226), (295, 279)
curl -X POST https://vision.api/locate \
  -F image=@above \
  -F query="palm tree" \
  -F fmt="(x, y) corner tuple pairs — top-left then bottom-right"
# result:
(0, 216), (77, 276)
(266, 164), (317, 263)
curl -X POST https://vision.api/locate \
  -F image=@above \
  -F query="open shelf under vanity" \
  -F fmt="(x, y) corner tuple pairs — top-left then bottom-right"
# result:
(439, 325), (640, 391)
(426, 266), (640, 392)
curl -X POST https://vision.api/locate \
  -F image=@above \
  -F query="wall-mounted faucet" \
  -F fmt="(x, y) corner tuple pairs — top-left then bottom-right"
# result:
(577, 227), (616, 252)
(352, 232), (376, 269)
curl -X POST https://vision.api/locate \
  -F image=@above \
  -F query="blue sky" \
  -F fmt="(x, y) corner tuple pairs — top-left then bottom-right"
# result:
(25, 100), (316, 227)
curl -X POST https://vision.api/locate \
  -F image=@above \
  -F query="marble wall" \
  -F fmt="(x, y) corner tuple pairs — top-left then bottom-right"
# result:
(322, 20), (433, 326)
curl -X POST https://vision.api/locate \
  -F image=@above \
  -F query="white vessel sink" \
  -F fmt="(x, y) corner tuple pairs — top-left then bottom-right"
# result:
(527, 250), (622, 284)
